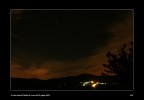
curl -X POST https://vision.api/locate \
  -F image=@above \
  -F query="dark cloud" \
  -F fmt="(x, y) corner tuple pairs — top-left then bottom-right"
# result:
(11, 10), (130, 61)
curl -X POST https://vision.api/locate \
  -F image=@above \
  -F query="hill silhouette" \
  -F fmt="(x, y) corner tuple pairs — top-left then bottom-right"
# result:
(11, 73), (132, 90)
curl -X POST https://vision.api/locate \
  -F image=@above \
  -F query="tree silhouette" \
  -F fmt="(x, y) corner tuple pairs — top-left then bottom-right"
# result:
(102, 42), (133, 89)
(103, 42), (133, 76)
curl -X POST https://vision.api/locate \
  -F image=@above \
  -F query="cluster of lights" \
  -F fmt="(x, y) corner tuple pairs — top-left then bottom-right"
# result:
(91, 82), (99, 88)
(80, 81), (107, 88)
(98, 82), (106, 85)
(82, 82), (89, 86)
(81, 81), (102, 88)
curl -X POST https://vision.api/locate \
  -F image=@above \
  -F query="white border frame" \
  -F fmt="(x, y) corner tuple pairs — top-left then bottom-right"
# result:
(10, 9), (134, 91)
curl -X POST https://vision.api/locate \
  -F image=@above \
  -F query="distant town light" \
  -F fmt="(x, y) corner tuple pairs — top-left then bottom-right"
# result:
(92, 84), (96, 87)
(91, 82), (99, 88)
(83, 84), (85, 86)
(90, 81), (94, 83)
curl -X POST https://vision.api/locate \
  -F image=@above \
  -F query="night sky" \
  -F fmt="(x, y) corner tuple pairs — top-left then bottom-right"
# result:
(11, 10), (133, 80)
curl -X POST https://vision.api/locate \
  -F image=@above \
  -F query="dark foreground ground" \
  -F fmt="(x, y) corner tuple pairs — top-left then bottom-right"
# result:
(11, 74), (133, 90)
